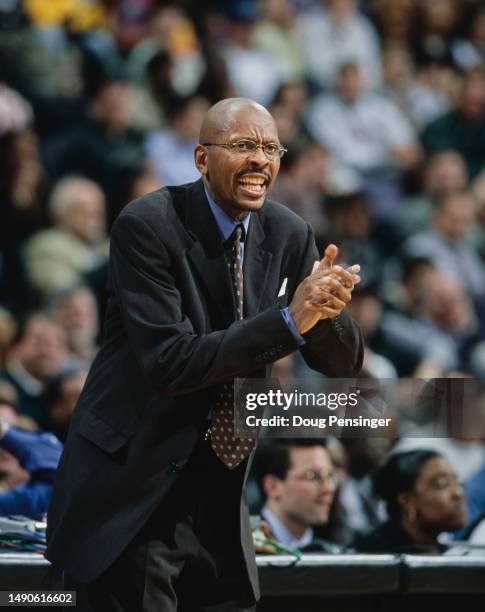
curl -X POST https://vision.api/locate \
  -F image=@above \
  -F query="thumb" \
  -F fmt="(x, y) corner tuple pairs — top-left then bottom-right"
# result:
(320, 244), (338, 269)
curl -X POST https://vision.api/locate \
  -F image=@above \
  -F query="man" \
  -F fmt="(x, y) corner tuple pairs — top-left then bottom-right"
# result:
(403, 190), (485, 300)
(421, 67), (485, 179)
(145, 95), (210, 187)
(46, 98), (363, 611)
(306, 62), (420, 219)
(1, 313), (70, 429)
(24, 177), (109, 300)
(254, 440), (339, 551)
(51, 286), (100, 360)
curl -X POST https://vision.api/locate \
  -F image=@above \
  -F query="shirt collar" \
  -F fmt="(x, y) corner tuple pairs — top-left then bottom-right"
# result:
(204, 186), (251, 242)
(261, 506), (314, 550)
(6, 360), (45, 396)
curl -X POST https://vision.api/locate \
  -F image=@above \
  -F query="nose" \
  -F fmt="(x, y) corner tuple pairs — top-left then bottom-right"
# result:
(248, 144), (269, 165)
(452, 483), (464, 500)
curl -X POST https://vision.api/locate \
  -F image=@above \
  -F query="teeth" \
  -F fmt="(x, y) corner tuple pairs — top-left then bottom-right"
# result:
(239, 177), (265, 185)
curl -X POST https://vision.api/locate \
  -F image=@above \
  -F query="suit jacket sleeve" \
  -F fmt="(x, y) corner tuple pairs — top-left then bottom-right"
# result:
(109, 213), (301, 395)
(293, 224), (364, 378)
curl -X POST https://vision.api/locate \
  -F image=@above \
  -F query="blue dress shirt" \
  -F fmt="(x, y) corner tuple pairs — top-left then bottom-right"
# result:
(204, 187), (304, 346)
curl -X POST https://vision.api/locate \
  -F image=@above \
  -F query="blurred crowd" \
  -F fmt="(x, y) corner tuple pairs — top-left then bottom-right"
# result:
(1, 0), (485, 551)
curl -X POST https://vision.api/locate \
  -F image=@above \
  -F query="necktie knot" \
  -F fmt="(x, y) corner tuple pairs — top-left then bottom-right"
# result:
(224, 224), (245, 250)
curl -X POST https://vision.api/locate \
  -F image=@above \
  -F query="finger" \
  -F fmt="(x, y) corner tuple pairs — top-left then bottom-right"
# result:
(310, 288), (346, 311)
(309, 264), (361, 289)
(311, 260), (319, 274)
(320, 243), (338, 270)
(315, 278), (352, 303)
(329, 265), (355, 289)
(305, 301), (342, 318)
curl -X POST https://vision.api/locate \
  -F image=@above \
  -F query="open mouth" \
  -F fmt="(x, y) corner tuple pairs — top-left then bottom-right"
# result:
(237, 174), (268, 198)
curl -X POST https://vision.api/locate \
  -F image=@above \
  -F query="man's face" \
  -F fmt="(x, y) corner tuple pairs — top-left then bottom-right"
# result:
(195, 106), (281, 219)
(268, 446), (336, 527)
(338, 65), (363, 103)
(435, 194), (475, 242)
(65, 185), (106, 245)
(17, 316), (67, 382)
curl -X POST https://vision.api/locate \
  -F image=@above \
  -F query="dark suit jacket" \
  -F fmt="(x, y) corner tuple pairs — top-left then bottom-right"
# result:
(46, 179), (363, 596)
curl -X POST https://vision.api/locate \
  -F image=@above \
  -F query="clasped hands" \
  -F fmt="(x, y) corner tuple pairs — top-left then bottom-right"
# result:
(289, 244), (361, 335)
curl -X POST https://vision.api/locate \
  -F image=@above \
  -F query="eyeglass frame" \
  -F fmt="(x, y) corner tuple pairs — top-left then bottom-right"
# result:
(287, 469), (339, 488)
(201, 139), (287, 159)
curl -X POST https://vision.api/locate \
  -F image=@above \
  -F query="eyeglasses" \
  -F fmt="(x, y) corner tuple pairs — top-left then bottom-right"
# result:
(202, 139), (287, 159)
(290, 469), (339, 488)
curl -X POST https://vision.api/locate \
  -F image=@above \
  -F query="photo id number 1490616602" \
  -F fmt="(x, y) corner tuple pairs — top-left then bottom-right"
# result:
(0, 591), (76, 606)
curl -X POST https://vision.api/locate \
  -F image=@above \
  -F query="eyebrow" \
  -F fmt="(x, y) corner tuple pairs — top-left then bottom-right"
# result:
(428, 471), (457, 481)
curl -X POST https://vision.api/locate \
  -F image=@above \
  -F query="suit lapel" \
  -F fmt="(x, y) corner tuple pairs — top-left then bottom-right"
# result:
(184, 181), (236, 326)
(182, 179), (273, 324)
(243, 213), (273, 318)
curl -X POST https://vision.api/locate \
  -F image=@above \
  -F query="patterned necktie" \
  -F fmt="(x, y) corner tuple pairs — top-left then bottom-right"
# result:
(210, 225), (256, 469)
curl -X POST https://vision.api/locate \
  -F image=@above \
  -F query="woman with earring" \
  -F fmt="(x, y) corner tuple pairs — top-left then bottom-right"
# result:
(355, 449), (467, 553)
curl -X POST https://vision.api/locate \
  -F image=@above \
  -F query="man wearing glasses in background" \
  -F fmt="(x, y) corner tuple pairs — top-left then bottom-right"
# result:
(47, 98), (363, 611)
(254, 440), (340, 552)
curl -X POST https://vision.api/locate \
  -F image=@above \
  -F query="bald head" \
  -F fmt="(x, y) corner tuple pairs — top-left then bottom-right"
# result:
(199, 98), (275, 143)
(194, 97), (281, 219)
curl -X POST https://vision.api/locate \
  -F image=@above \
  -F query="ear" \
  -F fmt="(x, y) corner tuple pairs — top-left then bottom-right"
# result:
(194, 144), (208, 175)
(262, 474), (284, 500)
(397, 490), (416, 514)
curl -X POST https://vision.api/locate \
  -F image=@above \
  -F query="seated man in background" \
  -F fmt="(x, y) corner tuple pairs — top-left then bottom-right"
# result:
(253, 439), (341, 552)
(0, 313), (72, 430)
(0, 405), (62, 517)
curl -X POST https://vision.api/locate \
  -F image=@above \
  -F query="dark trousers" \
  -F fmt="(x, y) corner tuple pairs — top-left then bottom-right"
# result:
(65, 439), (256, 612)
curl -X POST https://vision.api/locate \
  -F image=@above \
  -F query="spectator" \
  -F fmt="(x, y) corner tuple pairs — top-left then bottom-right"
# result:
(297, 0), (382, 91)
(24, 177), (109, 300)
(128, 50), (171, 134)
(376, 271), (474, 375)
(0, 415), (62, 518)
(422, 67), (485, 179)
(452, 6), (485, 72)
(0, 379), (38, 432)
(385, 256), (437, 318)
(346, 284), (428, 376)
(252, 0), (306, 83)
(402, 190), (485, 300)
(397, 149), (468, 236)
(126, 5), (205, 97)
(253, 439), (341, 552)
(306, 63), (421, 219)
(371, 0), (417, 48)
(269, 139), (328, 241)
(219, 2), (283, 106)
(43, 79), (146, 219)
(51, 286), (99, 361)
(411, 0), (459, 67)
(338, 437), (393, 536)
(0, 313), (70, 428)
(356, 449), (467, 552)
(324, 192), (382, 285)
(381, 45), (451, 129)
(0, 84), (45, 309)
(145, 94), (209, 186)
